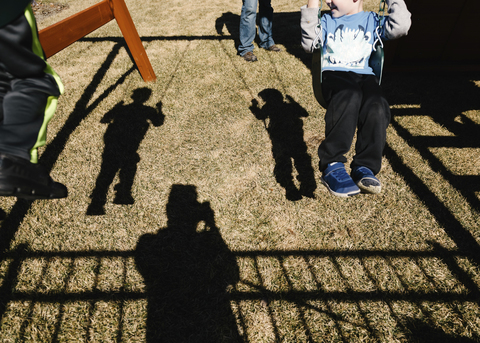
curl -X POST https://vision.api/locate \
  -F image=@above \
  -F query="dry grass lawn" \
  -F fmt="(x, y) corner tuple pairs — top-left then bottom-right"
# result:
(0, 0), (479, 341)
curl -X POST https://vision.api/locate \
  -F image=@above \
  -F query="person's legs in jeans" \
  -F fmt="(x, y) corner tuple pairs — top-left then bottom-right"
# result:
(257, 0), (274, 49)
(238, 0), (258, 56)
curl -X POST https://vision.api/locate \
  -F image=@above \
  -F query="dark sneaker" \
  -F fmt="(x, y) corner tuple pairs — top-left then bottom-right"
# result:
(0, 153), (67, 200)
(265, 45), (281, 52)
(243, 51), (258, 62)
(351, 166), (382, 194)
(321, 162), (360, 197)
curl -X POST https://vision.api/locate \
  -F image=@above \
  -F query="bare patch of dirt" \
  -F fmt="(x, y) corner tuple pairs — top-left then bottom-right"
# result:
(31, 0), (69, 22)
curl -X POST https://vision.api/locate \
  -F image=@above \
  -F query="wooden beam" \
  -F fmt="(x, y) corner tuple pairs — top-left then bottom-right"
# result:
(109, 0), (156, 82)
(38, 0), (156, 82)
(39, 0), (114, 58)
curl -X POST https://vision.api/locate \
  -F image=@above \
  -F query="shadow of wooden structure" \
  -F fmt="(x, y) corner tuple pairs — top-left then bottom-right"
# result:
(38, 0), (156, 82)
(385, 0), (480, 73)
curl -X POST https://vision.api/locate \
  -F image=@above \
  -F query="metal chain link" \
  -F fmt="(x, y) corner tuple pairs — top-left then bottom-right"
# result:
(314, 0), (324, 49)
(378, 0), (386, 30)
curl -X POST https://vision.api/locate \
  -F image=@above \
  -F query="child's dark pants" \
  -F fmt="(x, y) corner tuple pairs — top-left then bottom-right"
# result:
(0, 6), (61, 162)
(319, 71), (391, 175)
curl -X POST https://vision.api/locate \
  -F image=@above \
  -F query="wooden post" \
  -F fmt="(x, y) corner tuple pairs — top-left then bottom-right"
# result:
(38, 0), (156, 82)
(109, 0), (156, 82)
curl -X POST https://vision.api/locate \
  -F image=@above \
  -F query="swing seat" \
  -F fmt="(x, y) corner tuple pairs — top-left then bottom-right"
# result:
(312, 43), (385, 109)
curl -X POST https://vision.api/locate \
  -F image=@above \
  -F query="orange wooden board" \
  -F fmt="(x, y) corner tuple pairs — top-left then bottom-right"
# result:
(38, 0), (156, 82)
(39, 0), (114, 59)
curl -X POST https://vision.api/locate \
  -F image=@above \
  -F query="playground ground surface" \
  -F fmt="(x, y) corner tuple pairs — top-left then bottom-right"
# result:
(0, 0), (480, 341)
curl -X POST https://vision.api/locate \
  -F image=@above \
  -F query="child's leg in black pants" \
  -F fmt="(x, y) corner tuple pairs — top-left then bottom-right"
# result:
(0, 70), (58, 162)
(318, 71), (390, 175)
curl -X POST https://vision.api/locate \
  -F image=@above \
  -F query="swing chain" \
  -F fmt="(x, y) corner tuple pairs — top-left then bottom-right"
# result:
(373, 0), (386, 51)
(314, 0), (324, 50)
(317, 0), (323, 21)
(378, 0), (386, 30)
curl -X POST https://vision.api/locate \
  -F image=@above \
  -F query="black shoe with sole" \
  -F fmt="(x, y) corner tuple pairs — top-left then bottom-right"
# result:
(0, 153), (68, 200)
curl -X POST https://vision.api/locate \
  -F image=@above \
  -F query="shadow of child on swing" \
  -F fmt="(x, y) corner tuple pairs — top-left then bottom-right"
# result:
(86, 87), (164, 216)
(251, 89), (317, 201)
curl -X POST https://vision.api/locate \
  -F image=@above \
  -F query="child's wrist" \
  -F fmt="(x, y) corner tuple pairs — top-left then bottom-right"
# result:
(306, 0), (319, 8)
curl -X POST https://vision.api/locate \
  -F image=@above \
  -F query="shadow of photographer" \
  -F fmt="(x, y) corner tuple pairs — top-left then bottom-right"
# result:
(87, 87), (164, 215)
(251, 89), (316, 201)
(135, 184), (242, 342)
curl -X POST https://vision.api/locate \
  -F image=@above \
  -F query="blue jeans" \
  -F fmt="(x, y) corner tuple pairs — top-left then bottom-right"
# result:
(238, 0), (275, 56)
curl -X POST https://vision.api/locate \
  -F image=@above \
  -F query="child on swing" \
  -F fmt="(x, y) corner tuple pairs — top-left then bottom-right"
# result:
(300, 0), (411, 197)
(0, 0), (67, 199)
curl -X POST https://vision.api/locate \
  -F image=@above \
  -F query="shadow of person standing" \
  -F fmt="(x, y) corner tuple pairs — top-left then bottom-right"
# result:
(215, 12), (241, 50)
(135, 185), (242, 342)
(251, 89), (316, 201)
(87, 88), (164, 215)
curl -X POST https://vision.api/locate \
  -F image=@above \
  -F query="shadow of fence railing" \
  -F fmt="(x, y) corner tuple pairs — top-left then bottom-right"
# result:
(0, 246), (479, 341)
(382, 72), (480, 267)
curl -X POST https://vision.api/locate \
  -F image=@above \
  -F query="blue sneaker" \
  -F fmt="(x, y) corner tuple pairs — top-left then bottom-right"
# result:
(321, 162), (360, 197)
(351, 166), (382, 194)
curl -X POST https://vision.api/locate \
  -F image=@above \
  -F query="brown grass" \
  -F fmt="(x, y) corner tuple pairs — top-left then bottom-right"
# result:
(0, 0), (479, 341)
